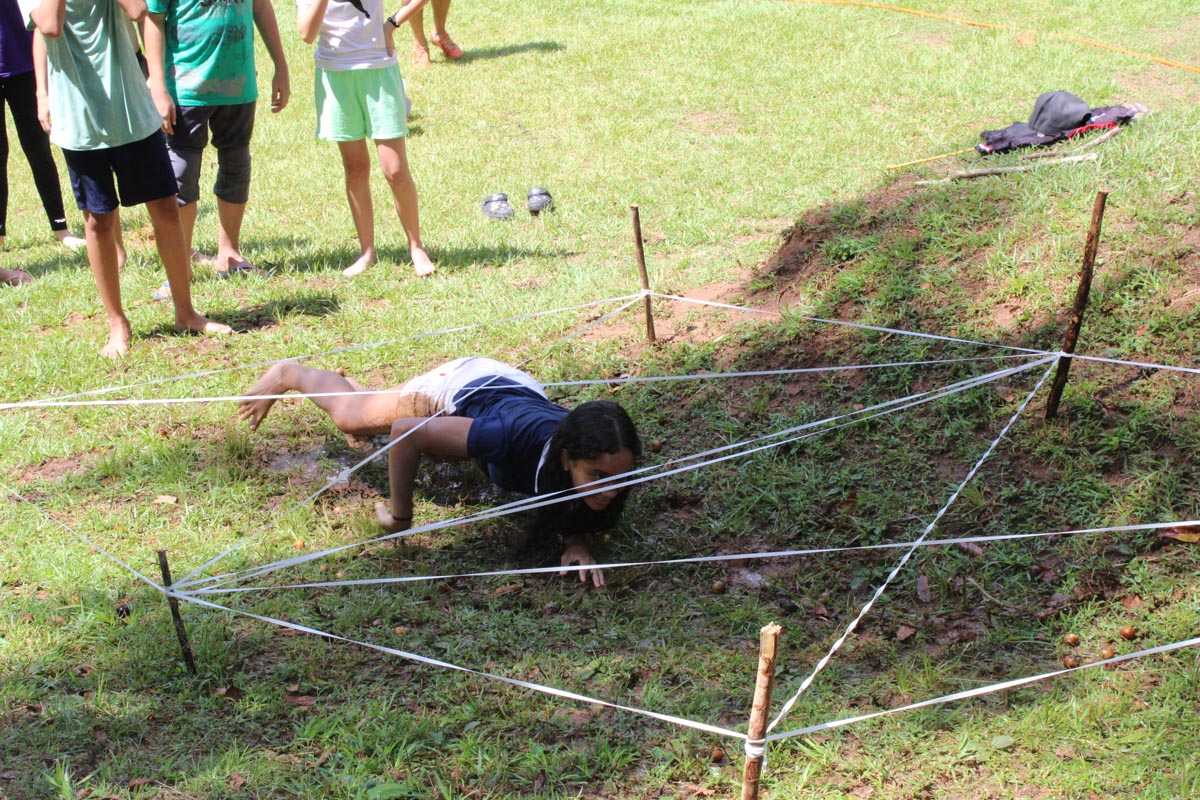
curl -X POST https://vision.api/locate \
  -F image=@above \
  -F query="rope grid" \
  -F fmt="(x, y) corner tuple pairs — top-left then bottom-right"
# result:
(5, 290), (1200, 756)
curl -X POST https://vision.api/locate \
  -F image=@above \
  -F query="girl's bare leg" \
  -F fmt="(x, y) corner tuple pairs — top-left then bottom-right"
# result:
(238, 361), (402, 435)
(82, 209), (132, 358)
(375, 137), (434, 276)
(337, 139), (377, 276)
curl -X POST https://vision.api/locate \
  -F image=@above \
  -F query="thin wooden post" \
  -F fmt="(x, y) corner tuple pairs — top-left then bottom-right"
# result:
(741, 622), (782, 800)
(630, 204), (657, 344)
(157, 549), (197, 674)
(1045, 190), (1108, 420)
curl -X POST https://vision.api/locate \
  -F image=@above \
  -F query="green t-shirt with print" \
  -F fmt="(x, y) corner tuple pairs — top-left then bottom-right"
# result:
(19, 0), (161, 151)
(146, 0), (258, 106)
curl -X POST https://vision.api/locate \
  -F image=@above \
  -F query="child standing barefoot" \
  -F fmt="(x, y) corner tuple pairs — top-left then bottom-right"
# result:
(297, 0), (435, 278)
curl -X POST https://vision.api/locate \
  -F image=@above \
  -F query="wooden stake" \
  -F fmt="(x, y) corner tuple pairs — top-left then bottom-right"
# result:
(741, 622), (782, 800)
(630, 204), (657, 344)
(157, 549), (197, 674)
(1045, 190), (1108, 420)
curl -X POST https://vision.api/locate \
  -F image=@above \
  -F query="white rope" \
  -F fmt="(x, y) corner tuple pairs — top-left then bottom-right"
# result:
(744, 741), (767, 760)
(0, 354), (1040, 411)
(0, 294), (643, 411)
(1, 482), (161, 590)
(174, 591), (747, 741)
(180, 519), (1200, 596)
(175, 358), (1052, 592)
(764, 634), (1200, 744)
(1064, 351), (1200, 377)
(766, 358), (1058, 733)
(652, 292), (1053, 356)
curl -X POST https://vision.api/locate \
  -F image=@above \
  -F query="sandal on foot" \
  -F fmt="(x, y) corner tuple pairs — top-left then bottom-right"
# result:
(430, 31), (462, 59)
(482, 193), (515, 220)
(412, 44), (431, 68)
(217, 262), (273, 279)
(527, 186), (554, 215)
(153, 280), (171, 301)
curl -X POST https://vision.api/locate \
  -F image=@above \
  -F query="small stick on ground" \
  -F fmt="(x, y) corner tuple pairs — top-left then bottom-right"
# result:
(630, 204), (657, 344)
(741, 622), (782, 800)
(915, 153), (1097, 185)
(157, 549), (198, 675)
(1045, 190), (1108, 419)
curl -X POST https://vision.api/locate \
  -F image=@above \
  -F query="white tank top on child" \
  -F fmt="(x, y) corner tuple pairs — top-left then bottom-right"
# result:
(299, 0), (397, 71)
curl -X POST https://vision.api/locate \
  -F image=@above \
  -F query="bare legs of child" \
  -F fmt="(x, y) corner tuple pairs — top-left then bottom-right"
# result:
(84, 198), (231, 358)
(336, 137), (434, 279)
(237, 360), (402, 435)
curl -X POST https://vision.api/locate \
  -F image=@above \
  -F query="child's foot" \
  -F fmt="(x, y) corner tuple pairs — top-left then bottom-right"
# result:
(342, 251), (377, 277)
(54, 230), (87, 249)
(430, 31), (462, 59)
(237, 361), (293, 430)
(412, 44), (431, 68)
(100, 319), (133, 360)
(175, 311), (233, 337)
(1, 267), (33, 286)
(411, 248), (436, 277)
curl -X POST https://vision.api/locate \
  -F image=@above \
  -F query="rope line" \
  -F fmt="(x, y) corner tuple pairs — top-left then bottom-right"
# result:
(175, 358), (1052, 592)
(0, 294), (643, 411)
(765, 634), (1200, 744)
(175, 592), (748, 741)
(766, 358), (1057, 733)
(182, 519), (1200, 597)
(0, 354), (1040, 411)
(782, 0), (1200, 74)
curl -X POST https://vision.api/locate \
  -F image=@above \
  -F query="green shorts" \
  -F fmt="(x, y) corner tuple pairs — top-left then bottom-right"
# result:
(314, 65), (409, 142)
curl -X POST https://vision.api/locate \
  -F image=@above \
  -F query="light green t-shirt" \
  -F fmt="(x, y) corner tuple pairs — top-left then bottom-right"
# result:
(145, 0), (258, 106)
(19, 0), (161, 151)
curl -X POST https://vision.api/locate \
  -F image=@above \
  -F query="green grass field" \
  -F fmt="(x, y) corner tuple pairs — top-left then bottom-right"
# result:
(4, 1), (1200, 798)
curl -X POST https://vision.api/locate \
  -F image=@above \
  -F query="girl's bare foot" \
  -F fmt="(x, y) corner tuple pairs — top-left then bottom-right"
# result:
(237, 361), (293, 430)
(342, 251), (376, 277)
(412, 247), (435, 277)
(175, 311), (233, 337)
(100, 318), (133, 359)
(0, 267), (33, 286)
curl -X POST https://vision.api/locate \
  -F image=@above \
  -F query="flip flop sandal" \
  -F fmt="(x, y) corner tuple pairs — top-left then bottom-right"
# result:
(527, 187), (554, 215)
(431, 32), (462, 59)
(482, 193), (515, 220)
(153, 280), (171, 301)
(217, 263), (274, 279)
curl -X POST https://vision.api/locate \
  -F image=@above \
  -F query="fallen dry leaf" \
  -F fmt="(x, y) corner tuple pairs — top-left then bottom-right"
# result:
(957, 541), (984, 558)
(128, 778), (152, 789)
(1159, 526), (1200, 543)
(229, 772), (245, 791)
(284, 695), (317, 707)
(1120, 595), (1144, 611)
(212, 686), (243, 701)
(492, 583), (522, 598)
(153, 495), (177, 505)
(896, 624), (917, 641)
(917, 574), (932, 604)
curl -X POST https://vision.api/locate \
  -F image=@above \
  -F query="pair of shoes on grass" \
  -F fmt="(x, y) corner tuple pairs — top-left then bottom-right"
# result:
(483, 188), (553, 220)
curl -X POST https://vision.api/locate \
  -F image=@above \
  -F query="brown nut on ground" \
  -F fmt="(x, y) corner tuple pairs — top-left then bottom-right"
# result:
(1099, 645), (1116, 660)
(1119, 625), (1137, 640)
(650, 440), (663, 453)
(1061, 655), (1079, 668)
(711, 580), (727, 594)
(1063, 633), (1080, 646)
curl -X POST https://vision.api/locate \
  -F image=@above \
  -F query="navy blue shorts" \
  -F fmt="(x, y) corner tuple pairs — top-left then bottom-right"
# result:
(62, 130), (178, 214)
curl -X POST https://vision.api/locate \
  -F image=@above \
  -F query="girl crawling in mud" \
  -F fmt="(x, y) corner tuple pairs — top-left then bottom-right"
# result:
(238, 357), (641, 587)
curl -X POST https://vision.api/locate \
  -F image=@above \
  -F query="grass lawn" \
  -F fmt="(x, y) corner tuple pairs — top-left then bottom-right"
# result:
(4, 1), (1200, 798)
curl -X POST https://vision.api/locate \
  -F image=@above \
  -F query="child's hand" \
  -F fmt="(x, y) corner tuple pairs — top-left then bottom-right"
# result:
(375, 501), (412, 533)
(560, 539), (604, 588)
(36, 92), (51, 134)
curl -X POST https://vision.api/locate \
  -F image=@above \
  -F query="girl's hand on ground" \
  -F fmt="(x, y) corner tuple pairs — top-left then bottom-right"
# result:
(560, 542), (604, 588)
(375, 502), (412, 533)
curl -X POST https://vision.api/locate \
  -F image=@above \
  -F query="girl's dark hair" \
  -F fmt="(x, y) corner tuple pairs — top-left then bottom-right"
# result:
(531, 401), (641, 540)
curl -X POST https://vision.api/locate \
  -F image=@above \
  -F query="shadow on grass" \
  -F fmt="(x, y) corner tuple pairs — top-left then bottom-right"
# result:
(142, 291), (341, 338)
(456, 40), (565, 63)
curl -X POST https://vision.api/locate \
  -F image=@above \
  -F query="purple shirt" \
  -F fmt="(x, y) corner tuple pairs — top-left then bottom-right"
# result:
(0, 0), (34, 77)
